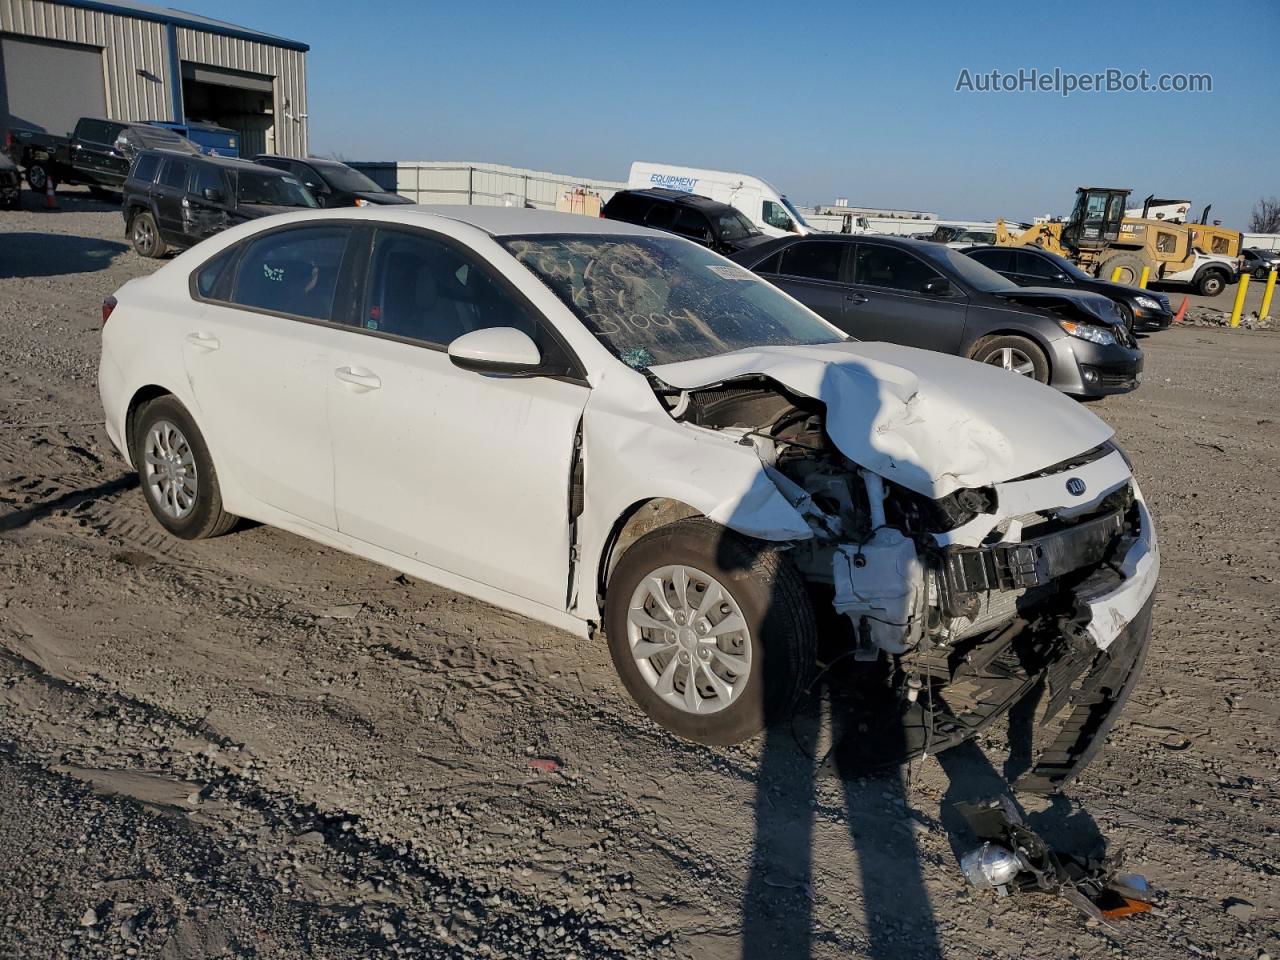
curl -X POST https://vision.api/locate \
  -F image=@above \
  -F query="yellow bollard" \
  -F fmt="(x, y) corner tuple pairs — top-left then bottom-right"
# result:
(1229, 273), (1251, 328)
(1260, 267), (1278, 322)
(1138, 266), (1150, 289)
(1110, 267), (1123, 282)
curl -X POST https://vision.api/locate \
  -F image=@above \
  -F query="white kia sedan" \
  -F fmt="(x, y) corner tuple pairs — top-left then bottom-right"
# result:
(99, 208), (1158, 788)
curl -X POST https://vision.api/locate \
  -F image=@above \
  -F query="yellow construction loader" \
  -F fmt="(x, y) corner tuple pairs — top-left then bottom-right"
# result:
(995, 187), (1243, 297)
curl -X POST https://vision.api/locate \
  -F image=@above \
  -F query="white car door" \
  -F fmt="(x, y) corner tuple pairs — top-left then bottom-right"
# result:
(327, 226), (589, 609)
(183, 223), (359, 528)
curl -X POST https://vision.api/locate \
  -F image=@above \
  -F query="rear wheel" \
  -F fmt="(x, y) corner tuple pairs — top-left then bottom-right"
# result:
(971, 335), (1050, 383)
(130, 211), (167, 258)
(131, 395), (237, 540)
(1096, 252), (1147, 287)
(1196, 269), (1227, 297)
(604, 517), (816, 745)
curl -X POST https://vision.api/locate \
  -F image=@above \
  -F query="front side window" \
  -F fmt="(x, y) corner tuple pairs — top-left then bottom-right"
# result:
(853, 245), (942, 293)
(716, 210), (757, 242)
(158, 159), (190, 189)
(227, 226), (349, 321)
(235, 171), (318, 208)
(312, 162), (382, 194)
(502, 233), (843, 368)
(778, 240), (845, 283)
(762, 200), (793, 231)
(191, 165), (224, 199)
(362, 229), (551, 353)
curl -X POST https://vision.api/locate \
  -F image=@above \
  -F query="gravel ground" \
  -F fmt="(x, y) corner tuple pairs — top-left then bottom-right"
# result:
(1, 191), (1277, 960)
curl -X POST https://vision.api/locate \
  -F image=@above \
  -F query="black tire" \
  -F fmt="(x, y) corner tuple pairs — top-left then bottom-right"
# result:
(1253, 267), (1268, 280)
(1116, 301), (1136, 334)
(129, 210), (168, 258)
(131, 395), (238, 540)
(604, 517), (816, 745)
(970, 334), (1050, 383)
(1096, 252), (1147, 287)
(25, 162), (48, 192)
(1196, 269), (1227, 297)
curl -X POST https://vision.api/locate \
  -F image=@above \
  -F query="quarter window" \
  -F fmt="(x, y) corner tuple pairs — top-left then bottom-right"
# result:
(131, 153), (161, 184)
(228, 226), (350, 321)
(362, 229), (553, 355)
(853, 245), (943, 293)
(778, 240), (845, 283)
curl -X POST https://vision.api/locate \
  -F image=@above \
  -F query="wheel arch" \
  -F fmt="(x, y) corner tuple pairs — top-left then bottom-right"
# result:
(967, 327), (1055, 380)
(594, 497), (706, 612)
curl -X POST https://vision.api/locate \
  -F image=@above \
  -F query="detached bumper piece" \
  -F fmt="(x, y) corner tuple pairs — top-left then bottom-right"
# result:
(959, 797), (1154, 925)
(901, 593), (1154, 793)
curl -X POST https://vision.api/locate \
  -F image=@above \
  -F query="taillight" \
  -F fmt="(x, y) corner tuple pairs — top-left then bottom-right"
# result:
(102, 295), (117, 326)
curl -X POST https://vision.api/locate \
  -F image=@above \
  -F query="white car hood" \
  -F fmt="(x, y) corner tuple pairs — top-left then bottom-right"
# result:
(649, 341), (1115, 499)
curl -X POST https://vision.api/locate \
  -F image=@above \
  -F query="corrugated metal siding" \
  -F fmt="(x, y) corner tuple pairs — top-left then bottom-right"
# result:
(352, 161), (625, 209)
(1, 0), (307, 152)
(176, 27), (307, 155)
(1, 0), (172, 121)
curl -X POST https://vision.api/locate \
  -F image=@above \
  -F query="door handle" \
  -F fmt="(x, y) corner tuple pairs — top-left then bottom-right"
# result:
(185, 331), (220, 350)
(335, 366), (381, 391)
(845, 293), (869, 304)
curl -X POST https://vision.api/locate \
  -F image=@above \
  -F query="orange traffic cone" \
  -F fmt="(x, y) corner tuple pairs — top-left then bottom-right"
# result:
(1172, 296), (1189, 324)
(44, 177), (57, 210)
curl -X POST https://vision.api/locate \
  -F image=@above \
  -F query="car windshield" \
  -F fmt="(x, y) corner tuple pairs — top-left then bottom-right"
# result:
(931, 245), (1018, 292)
(717, 210), (758, 242)
(236, 172), (318, 207)
(501, 234), (845, 367)
(313, 162), (383, 193)
(781, 196), (811, 230)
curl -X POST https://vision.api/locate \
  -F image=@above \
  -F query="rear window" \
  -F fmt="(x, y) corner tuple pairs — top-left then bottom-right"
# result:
(131, 153), (161, 183)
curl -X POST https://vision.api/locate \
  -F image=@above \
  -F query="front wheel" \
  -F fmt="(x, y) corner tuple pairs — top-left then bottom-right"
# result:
(971, 335), (1050, 383)
(604, 517), (816, 745)
(130, 211), (167, 258)
(1196, 270), (1227, 297)
(131, 395), (238, 540)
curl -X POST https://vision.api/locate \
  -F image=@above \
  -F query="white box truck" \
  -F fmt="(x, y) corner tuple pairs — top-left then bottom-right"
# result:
(628, 161), (814, 237)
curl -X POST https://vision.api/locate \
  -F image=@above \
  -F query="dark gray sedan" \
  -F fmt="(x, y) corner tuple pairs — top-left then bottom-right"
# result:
(731, 234), (1143, 397)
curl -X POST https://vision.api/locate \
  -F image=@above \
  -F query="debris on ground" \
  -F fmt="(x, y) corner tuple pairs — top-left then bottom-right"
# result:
(1183, 307), (1274, 330)
(957, 797), (1154, 924)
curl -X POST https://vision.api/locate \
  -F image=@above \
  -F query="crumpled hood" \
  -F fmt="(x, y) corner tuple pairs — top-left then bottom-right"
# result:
(650, 341), (1114, 499)
(995, 287), (1122, 326)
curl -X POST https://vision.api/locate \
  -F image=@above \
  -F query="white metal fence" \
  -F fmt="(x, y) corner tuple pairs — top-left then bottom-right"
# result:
(349, 161), (625, 210)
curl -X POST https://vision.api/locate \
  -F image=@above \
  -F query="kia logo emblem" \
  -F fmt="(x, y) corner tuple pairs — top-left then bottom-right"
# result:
(1066, 477), (1087, 496)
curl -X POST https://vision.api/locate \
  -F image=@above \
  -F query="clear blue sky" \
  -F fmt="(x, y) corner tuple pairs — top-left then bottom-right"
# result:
(198, 0), (1277, 227)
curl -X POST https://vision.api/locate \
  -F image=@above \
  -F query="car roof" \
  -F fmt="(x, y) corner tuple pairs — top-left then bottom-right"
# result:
(135, 149), (288, 172)
(410, 206), (658, 237)
(617, 188), (737, 214)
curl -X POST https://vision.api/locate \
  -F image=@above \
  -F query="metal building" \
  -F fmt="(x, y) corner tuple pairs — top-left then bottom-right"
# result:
(0, 0), (308, 156)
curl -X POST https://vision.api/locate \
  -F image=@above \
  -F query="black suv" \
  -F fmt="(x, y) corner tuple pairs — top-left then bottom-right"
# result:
(122, 150), (318, 258)
(602, 188), (768, 256)
(252, 155), (412, 207)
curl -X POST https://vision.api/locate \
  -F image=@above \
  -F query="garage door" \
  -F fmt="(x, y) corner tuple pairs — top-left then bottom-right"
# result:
(0, 35), (107, 137)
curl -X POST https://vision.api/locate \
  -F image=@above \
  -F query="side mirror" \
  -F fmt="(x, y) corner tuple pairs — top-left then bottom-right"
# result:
(305, 181), (327, 194)
(447, 327), (542, 376)
(922, 278), (952, 296)
(1053, 272), (1072, 282)
(202, 187), (225, 203)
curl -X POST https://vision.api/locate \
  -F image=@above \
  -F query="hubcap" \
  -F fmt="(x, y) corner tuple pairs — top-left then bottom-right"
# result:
(985, 346), (1036, 377)
(143, 419), (197, 519)
(134, 219), (154, 252)
(625, 564), (752, 715)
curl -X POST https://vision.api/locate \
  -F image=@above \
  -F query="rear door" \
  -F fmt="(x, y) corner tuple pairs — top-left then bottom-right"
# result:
(757, 239), (850, 328)
(153, 157), (193, 238)
(183, 223), (360, 528)
(185, 163), (232, 240)
(845, 243), (968, 352)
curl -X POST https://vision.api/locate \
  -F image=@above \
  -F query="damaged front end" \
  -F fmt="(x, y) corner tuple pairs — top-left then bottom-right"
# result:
(662, 373), (1158, 793)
